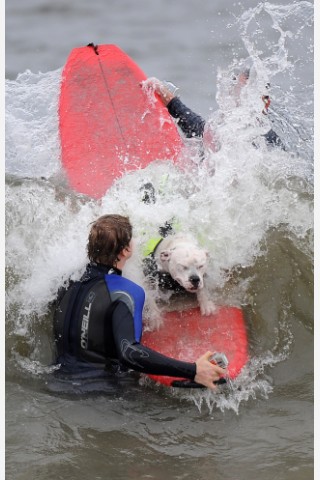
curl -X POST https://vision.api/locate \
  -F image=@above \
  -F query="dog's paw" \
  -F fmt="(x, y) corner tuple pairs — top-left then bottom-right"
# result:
(199, 300), (217, 316)
(143, 300), (164, 330)
(146, 312), (164, 330)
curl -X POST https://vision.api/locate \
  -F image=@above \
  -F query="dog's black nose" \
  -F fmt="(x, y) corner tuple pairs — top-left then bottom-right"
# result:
(190, 275), (200, 286)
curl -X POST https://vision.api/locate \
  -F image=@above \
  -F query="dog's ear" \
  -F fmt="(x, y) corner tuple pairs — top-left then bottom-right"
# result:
(160, 250), (172, 264)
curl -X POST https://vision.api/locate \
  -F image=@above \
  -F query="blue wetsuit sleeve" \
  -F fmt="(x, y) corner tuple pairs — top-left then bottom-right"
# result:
(111, 301), (196, 379)
(167, 97), (206, 138)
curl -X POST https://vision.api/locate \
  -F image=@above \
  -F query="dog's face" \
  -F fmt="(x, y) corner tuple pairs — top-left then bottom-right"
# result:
(159, 244), (209, 293)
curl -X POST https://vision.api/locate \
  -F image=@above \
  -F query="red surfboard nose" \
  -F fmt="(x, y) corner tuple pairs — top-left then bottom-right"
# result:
(59, 44), (182, 199)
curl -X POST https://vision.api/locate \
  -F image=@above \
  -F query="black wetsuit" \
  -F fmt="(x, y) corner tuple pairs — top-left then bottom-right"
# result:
(167, 97), (285, 148)
(54, 263), (196, 380)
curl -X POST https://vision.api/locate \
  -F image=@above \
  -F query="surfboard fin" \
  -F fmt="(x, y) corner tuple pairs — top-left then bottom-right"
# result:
(87, 43), (99, 55)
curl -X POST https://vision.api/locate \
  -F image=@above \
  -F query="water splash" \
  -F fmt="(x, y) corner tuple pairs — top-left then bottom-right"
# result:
(5, 69), (62, 179)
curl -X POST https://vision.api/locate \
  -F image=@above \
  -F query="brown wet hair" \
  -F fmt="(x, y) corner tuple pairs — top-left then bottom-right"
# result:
(87, 214), (132, 266)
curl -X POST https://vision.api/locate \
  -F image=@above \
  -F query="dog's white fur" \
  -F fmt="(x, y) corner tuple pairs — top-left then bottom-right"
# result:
(154, 233), (216, 315)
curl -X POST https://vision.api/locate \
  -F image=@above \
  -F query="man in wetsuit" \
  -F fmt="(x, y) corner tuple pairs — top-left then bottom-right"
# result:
(54, 214), (225, 390)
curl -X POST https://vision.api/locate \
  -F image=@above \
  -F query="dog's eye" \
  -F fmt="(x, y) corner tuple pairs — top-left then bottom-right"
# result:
(177, 265), (188, 272)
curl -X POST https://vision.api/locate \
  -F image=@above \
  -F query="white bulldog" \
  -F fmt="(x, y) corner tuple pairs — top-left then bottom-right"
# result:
(153, 233), (216, 315)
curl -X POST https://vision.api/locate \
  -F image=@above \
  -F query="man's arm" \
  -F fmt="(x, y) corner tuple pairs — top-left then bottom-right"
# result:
(111, 301), (196, 378)
(111, 301), (225, 389)
(167, 97), (206, 138)
(152, 80), (205, 138)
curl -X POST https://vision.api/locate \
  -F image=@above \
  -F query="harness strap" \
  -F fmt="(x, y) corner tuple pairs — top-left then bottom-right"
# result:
(142, 237), (163, 257)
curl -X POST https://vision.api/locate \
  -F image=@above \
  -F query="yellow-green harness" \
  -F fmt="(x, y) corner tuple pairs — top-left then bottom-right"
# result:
(142, 232), (184, 292)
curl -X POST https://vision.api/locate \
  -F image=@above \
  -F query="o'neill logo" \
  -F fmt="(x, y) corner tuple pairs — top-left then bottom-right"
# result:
(80, 291), (95, 349)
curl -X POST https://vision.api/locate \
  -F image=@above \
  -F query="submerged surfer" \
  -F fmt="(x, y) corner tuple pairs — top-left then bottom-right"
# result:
(53, 214), (226, 390)
(144, 72), (285, 150)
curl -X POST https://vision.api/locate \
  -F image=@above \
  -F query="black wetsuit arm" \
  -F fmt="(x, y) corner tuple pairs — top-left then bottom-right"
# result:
(111, 301), (196, 379)
(167, 97), (205, 138)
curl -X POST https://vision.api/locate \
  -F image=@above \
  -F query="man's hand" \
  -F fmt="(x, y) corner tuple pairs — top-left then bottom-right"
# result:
(195, 351), (226, 390)
(141, 77), (175, 106)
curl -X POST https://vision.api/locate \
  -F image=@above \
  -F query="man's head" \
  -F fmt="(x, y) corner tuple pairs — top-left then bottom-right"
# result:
(87, 214), (132, 266)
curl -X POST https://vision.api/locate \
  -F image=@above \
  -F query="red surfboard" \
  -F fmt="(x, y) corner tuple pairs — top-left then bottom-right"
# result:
(142, 306), (249, 387)
(59, 43), (182, 199)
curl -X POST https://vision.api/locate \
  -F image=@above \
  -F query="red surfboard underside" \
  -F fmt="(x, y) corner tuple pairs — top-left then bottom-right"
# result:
(59, 44), (182, 199)
(142, 306), (249, 387)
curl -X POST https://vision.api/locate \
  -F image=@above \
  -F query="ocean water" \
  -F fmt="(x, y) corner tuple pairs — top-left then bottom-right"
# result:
(5, 1), (314, 480)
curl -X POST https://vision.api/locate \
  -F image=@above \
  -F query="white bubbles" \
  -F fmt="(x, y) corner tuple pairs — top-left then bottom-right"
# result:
(6, 179), (97, 318)
(5, 69), (62, 179)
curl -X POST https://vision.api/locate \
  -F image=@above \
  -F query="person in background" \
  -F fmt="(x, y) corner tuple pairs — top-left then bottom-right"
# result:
(54, 214), (226, 390)
(149, 72), (285, 150)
